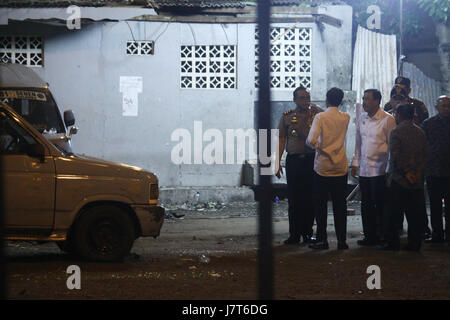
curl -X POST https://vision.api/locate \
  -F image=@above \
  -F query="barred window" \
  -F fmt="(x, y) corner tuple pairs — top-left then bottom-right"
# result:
(255, 27), (312, 90)
(180, 45), (236, 89)
(126, 40), (154, 55)
(0, 36), (43, 67)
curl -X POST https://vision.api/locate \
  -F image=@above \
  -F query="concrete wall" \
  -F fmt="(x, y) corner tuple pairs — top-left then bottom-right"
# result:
(266, 5), (354, 168)
(0, 5), (354, 188)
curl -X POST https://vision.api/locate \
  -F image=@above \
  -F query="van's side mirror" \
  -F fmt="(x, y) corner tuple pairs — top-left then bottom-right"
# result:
(68, 126), (78, 140)
(26, 143), (45, 162)
(64, 110), (75, 127)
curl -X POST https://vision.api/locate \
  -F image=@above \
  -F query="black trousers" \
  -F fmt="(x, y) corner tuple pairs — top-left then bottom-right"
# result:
(386, 181), (424, 249)
(426, 176), (450, 239)
(397, 189), (430, 235)
(286, 153), (315, 240)
(313, 172), (347, 242)
(359, 175), (386, 242)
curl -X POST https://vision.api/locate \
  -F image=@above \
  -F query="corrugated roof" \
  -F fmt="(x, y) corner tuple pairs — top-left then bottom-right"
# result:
(151, 1), (247, 8)
(1, 0), (345, 8)
(272, 0), (345, 4)
(151, 0), (345, 8)
(271, 0), (311, 4)
(151, 0), (323, 8)
(0, 0), (148, 7)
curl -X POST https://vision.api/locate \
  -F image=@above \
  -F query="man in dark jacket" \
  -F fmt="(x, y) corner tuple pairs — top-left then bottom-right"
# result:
(383, 103), (428, 251)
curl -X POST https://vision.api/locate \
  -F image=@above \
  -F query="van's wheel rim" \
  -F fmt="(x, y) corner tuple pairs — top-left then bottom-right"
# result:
(89, 219), (122, 255)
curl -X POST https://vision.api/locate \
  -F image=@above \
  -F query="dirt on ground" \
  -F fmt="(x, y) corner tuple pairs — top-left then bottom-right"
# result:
(4, 201), (450, 300)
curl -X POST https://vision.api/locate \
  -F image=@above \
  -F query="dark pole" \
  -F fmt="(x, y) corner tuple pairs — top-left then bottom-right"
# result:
(0, 148), (4, 299)
(257, 0), (273, 300)
(399, 0), (403, 75)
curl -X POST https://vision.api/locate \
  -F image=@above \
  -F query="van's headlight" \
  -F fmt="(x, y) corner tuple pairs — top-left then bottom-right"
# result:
(149, 183), (159, 204)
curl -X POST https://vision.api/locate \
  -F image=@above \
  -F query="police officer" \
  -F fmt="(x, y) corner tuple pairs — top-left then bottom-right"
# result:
(276, 86), (323, 244)
(384, 76), (429, 125)
(385, 85), (409, 115)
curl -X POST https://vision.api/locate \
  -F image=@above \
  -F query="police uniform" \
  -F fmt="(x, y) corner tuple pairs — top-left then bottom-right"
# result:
(278, 104), (323, 242)
(392, 76), (429, 125)
(384, 86), (429, 125)
(407, 97), (429, 125)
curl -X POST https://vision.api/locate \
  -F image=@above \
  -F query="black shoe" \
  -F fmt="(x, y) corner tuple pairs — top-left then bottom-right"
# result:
(302, 235), (316, 244)
(284, 237), (300, 245)
(357, 238), (379, 246)
(425, 237), (444, 243)
(309, 241), (329, 250)
(337, 242), (349, 250)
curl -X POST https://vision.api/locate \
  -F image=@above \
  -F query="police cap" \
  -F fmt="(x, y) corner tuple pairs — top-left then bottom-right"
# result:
(395, 76), (411, 88)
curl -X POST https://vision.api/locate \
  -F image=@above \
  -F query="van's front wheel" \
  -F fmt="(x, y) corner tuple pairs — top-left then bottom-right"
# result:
(73, 205), (135, 262)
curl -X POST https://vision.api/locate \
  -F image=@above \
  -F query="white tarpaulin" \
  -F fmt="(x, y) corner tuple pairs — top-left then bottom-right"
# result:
(403, 62), (442, 117)
(352, 26), (397, 107)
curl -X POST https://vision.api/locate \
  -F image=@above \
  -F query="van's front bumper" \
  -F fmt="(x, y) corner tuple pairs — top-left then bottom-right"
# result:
(132, 204), (165, 237)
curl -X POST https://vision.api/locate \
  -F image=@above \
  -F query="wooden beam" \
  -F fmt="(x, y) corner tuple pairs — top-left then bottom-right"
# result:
(158, 5), (319, 16)
(314, 14), (342, 28)
(197, 7), (255, 15)
(271, 6), (319, 15)
(129, 14), (342, 27)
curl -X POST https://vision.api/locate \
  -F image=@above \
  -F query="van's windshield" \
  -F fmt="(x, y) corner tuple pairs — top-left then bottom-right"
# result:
(0, 88), (65, 134)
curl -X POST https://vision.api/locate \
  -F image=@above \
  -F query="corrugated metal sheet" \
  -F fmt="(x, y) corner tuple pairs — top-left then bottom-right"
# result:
(152, 0), (343, 8)
(403, 62), (442, 117)
(0, 7), (156, 25)
(0, 0), (147, 7)
(151, 0), (341, 8)
(151, 0), (246, 8)
(270, 0), (315, 5)
(271, 0), (343, 5)
(352, 25), (397, 107)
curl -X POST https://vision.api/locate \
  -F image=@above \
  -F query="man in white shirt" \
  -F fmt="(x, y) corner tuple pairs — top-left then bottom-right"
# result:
(351, 89), (396, 246)
(306, 88), (350, 250)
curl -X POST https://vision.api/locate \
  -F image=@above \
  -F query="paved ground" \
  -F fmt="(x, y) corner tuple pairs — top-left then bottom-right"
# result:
(4, 201), (450, 300)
